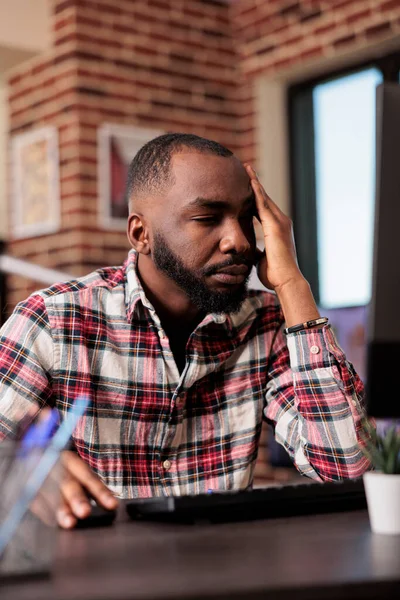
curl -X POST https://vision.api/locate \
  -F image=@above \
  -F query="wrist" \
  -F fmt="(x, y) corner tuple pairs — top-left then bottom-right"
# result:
(274, 274), (309, 297)
(275, 276), (320, 329)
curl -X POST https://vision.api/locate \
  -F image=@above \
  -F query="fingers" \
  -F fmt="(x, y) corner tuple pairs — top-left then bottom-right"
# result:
(62, 451), (118, 510)
(58, 451), (118, 528)
(243, 163), (300, 290)
(57, 498), (77, 529)
(244, 164), (285, 221)
(61, 469), (92, 519)
(252, 181), (280, 225)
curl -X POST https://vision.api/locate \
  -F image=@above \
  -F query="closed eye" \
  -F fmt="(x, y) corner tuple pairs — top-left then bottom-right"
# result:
(192, 216), (220, 223)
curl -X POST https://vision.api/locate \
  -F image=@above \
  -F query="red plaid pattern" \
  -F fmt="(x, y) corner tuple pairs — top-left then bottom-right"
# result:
(0, 250), (371, 497)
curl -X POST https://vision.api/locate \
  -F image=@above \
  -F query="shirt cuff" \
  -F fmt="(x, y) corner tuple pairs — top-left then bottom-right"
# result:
(286, 325), (345, 371)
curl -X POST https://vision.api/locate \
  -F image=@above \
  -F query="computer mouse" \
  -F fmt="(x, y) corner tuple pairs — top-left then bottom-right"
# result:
(75, 499), (117, 528)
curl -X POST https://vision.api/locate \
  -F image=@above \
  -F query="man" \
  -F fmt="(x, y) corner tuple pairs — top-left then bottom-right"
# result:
(0, 133), (371, 528)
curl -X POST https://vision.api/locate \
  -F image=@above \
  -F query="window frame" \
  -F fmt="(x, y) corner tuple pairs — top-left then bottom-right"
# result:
(288, 51), (400, 308)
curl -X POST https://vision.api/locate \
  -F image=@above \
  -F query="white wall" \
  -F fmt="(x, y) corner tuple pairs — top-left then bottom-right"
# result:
(255, 78), (290, 216)
(0, 82), (7, 239)
(0, 0), (51, 53)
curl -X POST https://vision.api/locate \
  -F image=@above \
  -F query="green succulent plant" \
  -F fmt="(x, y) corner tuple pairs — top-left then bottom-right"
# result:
(361, 420), (400, 474)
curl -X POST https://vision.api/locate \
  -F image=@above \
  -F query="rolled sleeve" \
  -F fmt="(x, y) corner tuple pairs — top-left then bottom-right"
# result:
(286, 326), (345, 369)
(265, 324), (372, 481)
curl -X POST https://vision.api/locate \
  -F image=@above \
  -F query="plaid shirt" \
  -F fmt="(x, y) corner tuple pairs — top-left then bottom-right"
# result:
(0, 250), (371, 497)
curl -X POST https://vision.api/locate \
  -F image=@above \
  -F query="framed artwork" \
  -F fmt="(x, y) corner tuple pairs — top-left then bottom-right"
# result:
(11, 127), (60, 239)
(98, 124), (163, 230)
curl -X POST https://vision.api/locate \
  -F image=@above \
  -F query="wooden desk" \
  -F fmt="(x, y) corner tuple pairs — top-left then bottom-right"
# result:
(2, 509), (400, 600)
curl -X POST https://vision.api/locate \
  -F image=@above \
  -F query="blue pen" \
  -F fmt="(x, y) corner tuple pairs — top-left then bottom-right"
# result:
(9, 410), (60, 506)
(0, 396), (90, 557)
(19, 409), (59, 455)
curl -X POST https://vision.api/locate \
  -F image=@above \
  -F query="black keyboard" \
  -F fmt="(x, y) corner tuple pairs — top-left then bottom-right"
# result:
(126, 478), (367, 524)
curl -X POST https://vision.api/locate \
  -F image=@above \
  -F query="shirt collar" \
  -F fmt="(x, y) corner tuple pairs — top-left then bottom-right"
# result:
(124, 249), (234, 332)
(125, 249), (155, 322)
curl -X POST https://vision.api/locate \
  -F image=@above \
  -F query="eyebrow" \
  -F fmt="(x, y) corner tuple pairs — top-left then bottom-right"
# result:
(186, 193), (255, 211)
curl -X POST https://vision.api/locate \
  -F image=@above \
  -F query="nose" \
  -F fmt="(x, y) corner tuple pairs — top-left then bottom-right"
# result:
(219, 218), (252, 256)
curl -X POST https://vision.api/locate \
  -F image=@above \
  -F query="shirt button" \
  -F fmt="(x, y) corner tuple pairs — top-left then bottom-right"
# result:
(310, 345), (320, 355)
(162, 460), (172, 471)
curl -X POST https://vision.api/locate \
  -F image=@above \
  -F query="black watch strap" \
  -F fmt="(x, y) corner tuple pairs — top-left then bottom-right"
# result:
(284, 317), (329, 335)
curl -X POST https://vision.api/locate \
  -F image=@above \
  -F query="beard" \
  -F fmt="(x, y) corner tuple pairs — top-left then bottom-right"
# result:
(152, 232), (252, 314)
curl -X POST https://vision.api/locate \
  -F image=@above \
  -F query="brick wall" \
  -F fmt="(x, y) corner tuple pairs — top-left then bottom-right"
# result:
(6, 0), (239, 308)
(7, 0), (400, 305)
(230, 0), (400, 165)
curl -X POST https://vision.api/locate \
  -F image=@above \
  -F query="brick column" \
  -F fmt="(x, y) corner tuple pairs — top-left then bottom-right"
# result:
(7, 0), (240, 307)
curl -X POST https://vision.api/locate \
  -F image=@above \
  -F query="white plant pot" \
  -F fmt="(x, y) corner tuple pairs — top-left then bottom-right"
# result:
(363, 472), (400, 535)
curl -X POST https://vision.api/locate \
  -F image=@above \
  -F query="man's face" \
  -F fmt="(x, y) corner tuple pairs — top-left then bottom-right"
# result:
(149, 152), (257, 314)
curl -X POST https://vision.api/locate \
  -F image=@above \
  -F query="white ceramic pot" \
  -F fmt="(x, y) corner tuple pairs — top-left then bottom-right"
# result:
(363, 471), (400, 535)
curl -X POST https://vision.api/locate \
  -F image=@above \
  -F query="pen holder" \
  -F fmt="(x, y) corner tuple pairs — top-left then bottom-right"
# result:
(0, 441), (62, 580)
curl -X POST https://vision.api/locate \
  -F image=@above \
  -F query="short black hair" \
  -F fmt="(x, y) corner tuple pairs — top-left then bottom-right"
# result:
(126, 132), (233, 207)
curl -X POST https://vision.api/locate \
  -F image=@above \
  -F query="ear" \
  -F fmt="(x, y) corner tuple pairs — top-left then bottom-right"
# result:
(127, 213), (150, 255)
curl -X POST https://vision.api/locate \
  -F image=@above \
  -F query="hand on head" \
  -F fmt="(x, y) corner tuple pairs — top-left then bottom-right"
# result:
(244, 163), (302, 292)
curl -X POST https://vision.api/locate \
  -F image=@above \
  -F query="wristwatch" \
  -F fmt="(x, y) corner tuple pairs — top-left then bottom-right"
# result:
(284, 317), (329, 335)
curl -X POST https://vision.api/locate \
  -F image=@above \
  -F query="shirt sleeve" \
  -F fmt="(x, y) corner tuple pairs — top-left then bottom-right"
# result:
(264, 322), (373, 481)
(0, 294), (54, 440)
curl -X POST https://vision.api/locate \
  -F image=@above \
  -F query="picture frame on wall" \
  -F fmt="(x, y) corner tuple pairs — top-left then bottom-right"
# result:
(11, 126), (60, 239)
(98, 123), (163, 230)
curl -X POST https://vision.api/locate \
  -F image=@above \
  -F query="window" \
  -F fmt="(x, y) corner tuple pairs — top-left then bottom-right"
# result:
(289, 52), (400, 309)
(313, 68), (382, 308)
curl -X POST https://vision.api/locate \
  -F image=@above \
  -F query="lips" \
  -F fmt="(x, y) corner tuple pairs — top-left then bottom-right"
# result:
(210, 264), (250, 285)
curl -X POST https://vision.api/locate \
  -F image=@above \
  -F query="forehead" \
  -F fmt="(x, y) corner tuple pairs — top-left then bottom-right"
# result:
(166, 152), (251, 208)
